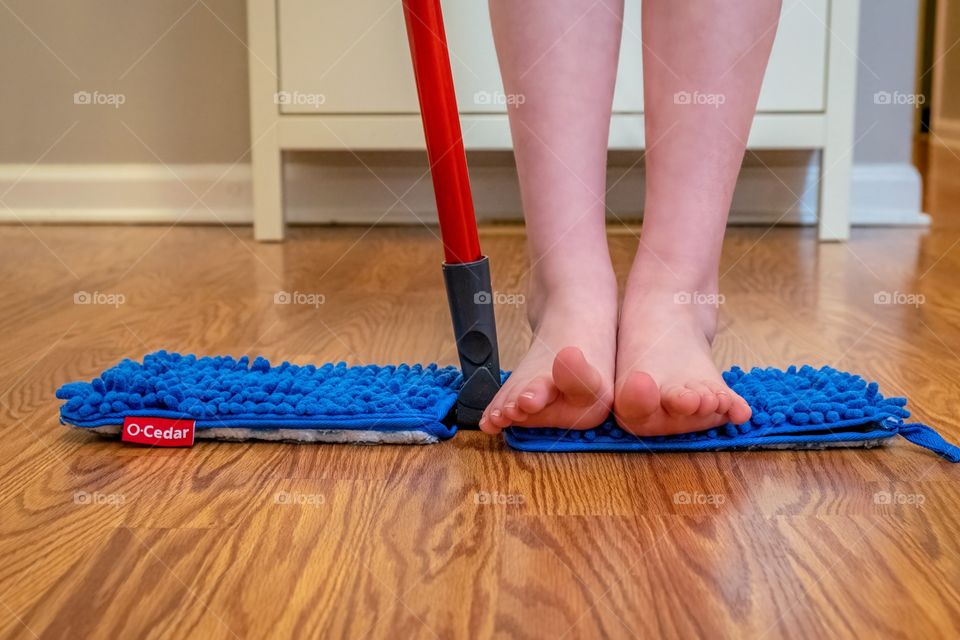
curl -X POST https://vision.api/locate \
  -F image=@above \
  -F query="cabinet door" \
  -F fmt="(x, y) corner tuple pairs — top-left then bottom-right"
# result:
(277, 0), (826, 115)
(618, 0), (828, 112)
(277, 0), (488, 113)
(759, 0), (827, 111)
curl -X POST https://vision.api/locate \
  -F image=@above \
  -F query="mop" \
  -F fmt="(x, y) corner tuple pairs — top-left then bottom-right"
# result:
(59, 0), (498, 447)
(57, 352), (960, 460)
(56, 0), (960, 461)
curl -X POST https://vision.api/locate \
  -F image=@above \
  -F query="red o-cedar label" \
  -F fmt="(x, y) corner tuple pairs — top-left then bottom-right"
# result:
(122, 416), (196, 447)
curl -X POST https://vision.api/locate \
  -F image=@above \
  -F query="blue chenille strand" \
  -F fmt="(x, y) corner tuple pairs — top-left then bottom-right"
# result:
(59, 354), (960, 460)
(511, 364), (919, 448)
(59, 359), (904, 431)
(56, 350), (462, 422)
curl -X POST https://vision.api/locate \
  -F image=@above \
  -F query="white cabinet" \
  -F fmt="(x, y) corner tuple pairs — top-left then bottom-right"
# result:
(249, 0), (859, 239)
(277, 0), (827, 114)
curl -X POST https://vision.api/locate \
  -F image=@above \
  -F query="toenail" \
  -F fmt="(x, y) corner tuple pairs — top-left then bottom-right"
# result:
(505, 402), (516, 409)
(491, 409), (502, 418)
(520, 392), (535, 399)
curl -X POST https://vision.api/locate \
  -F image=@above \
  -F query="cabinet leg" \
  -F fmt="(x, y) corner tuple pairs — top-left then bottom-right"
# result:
(251, 137), (284, 242)
(818, 0), (860, 242)
(247, 0), (284, 242)
(818, 145), (852, 241)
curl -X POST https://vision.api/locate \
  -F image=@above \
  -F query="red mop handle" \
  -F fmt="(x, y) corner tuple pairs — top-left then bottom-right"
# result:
(402, 0), (482, 265)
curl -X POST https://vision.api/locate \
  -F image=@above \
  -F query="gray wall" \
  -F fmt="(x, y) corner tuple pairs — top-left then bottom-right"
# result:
(853, 0), (921, 164)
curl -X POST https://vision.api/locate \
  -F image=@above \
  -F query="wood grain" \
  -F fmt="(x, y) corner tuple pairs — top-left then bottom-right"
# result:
(1, 218), (960, 639)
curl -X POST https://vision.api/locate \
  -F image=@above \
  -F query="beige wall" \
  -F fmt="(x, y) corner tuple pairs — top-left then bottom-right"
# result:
(0, 0), (250, 163)
(0, 0), (923, 166)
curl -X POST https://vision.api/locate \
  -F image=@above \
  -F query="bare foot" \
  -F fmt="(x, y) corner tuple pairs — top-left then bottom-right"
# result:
(479, 279), (617, 434)
(614, 259), (751, 436)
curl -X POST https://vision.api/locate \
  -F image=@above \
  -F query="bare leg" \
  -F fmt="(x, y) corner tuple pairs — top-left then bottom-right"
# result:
(480, 0), (624, 433)
(615, 0), (782, 434)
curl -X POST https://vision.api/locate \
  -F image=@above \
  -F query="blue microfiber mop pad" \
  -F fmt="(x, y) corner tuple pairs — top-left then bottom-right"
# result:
(57, 351), (461, 444)
(504, 365), (960, 462)
(57, 355), (959, 459)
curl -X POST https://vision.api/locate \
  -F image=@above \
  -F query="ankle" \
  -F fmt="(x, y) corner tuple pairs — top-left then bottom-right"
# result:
(526, 267), (618, 328)
(624, 254), (721, 343)
(630, 245), (719, 296)
(529, 262), (617, 302)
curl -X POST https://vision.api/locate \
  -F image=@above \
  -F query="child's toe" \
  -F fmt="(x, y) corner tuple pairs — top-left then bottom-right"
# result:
(552, 347), (602, 403)
(487, 407), (510, 429)
(706, 382), (733, 415)
(727, 395), (752, 424)
(688, 382), (719, 416)
(516, 377), (557, 415)
(502, 399), (527, 423)
(479, 412), (500, 435)
(661, 384), (700, 416)
(614, 371), (660, 424)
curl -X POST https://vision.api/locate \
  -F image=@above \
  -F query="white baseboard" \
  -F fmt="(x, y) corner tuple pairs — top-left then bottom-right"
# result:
(849, 163), (928, 225)
(0, 159), (927, 227)
(0, 163), (252, 224)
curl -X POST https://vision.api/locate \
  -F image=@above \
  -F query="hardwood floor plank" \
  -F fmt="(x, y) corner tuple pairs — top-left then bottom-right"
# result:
(2, 223), (959, 638)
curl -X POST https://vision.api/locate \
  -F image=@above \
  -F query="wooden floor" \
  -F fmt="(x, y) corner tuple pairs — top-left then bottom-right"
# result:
(3, 218), (960, 638)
